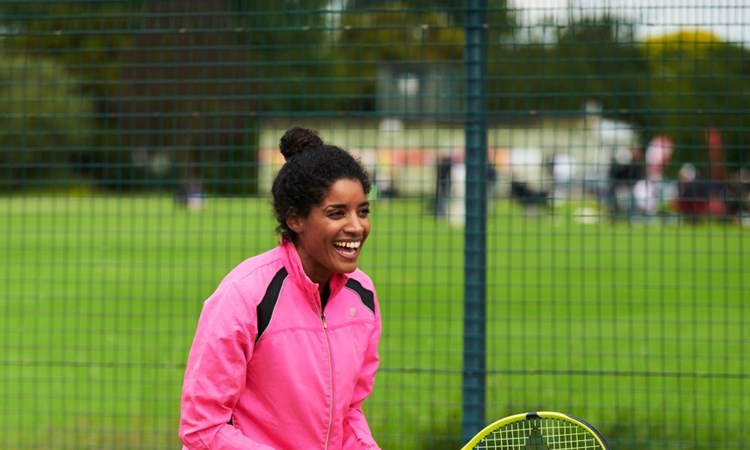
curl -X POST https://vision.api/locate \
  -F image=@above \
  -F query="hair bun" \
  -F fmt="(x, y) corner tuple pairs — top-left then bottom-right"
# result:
(279, 127), (324, 161)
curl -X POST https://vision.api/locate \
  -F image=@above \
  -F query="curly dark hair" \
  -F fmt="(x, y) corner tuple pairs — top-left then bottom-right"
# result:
(271, 127), (371, 241)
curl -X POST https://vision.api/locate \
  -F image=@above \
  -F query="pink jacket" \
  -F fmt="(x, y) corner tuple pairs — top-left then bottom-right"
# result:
(179, 240), (381, 450)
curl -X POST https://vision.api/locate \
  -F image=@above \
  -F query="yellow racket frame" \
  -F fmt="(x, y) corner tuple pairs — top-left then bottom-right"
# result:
(461, 411), (609, 450)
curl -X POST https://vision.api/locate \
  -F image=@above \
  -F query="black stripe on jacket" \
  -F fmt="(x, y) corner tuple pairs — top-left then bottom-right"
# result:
(255, 270), (376, 343)
(255, 268), (287, 343)
(345, 278), (375, 315)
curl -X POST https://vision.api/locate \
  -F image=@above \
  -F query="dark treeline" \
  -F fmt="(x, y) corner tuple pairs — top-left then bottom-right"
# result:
(0, 0), (747, 191)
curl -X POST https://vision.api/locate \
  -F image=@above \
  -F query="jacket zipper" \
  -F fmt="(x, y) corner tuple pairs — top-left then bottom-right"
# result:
(317, 302), (333, 449)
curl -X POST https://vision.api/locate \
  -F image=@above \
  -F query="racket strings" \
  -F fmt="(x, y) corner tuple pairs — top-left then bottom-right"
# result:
(475, 418), (602, 450)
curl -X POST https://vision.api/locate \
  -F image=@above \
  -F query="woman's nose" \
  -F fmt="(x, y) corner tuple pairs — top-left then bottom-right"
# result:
(344, 213), (365, 233)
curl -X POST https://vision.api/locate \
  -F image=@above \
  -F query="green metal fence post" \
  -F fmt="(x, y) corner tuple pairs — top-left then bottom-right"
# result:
(462, 0), (488, 444)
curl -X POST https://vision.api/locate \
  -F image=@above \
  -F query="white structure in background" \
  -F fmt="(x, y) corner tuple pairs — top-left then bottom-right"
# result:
(587, 100), (638, 151)
(496, 101), (640, 203)
(378, 118), (403, 133)
(507, 147), (545, 187)
(549, 152), (577, 201)
(448, 161), (466, 227)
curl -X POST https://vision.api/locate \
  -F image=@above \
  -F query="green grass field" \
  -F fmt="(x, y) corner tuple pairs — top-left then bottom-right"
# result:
(1, 195), (747, 449)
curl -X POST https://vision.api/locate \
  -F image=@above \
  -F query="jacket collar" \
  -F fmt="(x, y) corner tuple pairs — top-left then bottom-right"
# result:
(279, 238), (348, 298)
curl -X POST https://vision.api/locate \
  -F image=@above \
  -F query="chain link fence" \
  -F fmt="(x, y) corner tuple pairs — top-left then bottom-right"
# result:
(1, 1), (748, 449)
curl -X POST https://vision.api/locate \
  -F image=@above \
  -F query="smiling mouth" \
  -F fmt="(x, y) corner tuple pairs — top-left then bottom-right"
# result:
(334, 240), (361, 255)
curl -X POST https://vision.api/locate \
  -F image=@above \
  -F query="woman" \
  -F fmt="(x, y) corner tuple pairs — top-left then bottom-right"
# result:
(179, 127), (382, 449)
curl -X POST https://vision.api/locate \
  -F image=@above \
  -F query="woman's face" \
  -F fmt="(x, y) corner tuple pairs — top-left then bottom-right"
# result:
(288, 178), (371, 286)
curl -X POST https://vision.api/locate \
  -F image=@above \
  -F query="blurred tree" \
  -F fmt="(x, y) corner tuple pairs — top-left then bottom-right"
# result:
(349, 0), (516, 32)
(0, 2), (140, 118)
(644, 30), (750, 170)
(116, 0), (259, 196)
(0, 2), (144, 187)
(336, 2), (467, 113)
(556, 15), (649, 124)
(488, 14), (649, 127)
(0, 55), (94, 192)
(230, 0), (333, 113)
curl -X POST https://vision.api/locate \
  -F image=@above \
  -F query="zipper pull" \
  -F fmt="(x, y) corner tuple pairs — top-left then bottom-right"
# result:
(321, 313), (327, 329)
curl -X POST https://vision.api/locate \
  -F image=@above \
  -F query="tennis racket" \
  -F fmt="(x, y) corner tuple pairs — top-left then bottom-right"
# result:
(461, 411), (609, 450)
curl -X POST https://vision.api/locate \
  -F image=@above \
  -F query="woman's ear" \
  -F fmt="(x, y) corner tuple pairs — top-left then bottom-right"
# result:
(286, 210), (304, 233)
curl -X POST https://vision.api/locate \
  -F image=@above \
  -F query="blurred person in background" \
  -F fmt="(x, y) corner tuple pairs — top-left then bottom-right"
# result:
(605, 146), (645, 220)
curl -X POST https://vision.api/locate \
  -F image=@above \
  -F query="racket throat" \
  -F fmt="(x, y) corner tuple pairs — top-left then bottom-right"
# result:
(524, 426), (550, 450)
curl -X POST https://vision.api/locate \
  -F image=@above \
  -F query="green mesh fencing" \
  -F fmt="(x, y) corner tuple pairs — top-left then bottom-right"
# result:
(1, 1), (748, 449)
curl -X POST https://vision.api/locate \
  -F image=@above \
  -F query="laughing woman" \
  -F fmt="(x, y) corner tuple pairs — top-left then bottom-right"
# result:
(179, 127), (382, 449)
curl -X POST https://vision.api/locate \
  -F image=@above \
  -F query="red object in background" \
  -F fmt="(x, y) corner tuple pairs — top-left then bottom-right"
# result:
(673, 196), (726, 217)
(706, 128), (726, 182)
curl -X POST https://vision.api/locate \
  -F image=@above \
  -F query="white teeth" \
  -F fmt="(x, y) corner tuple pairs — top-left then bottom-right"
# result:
(335, 241), (360, 249)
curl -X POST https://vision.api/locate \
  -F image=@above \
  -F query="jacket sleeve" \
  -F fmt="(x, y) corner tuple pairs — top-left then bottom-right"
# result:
(179, 282), (275, 450)
(342, 294), (382, 450)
